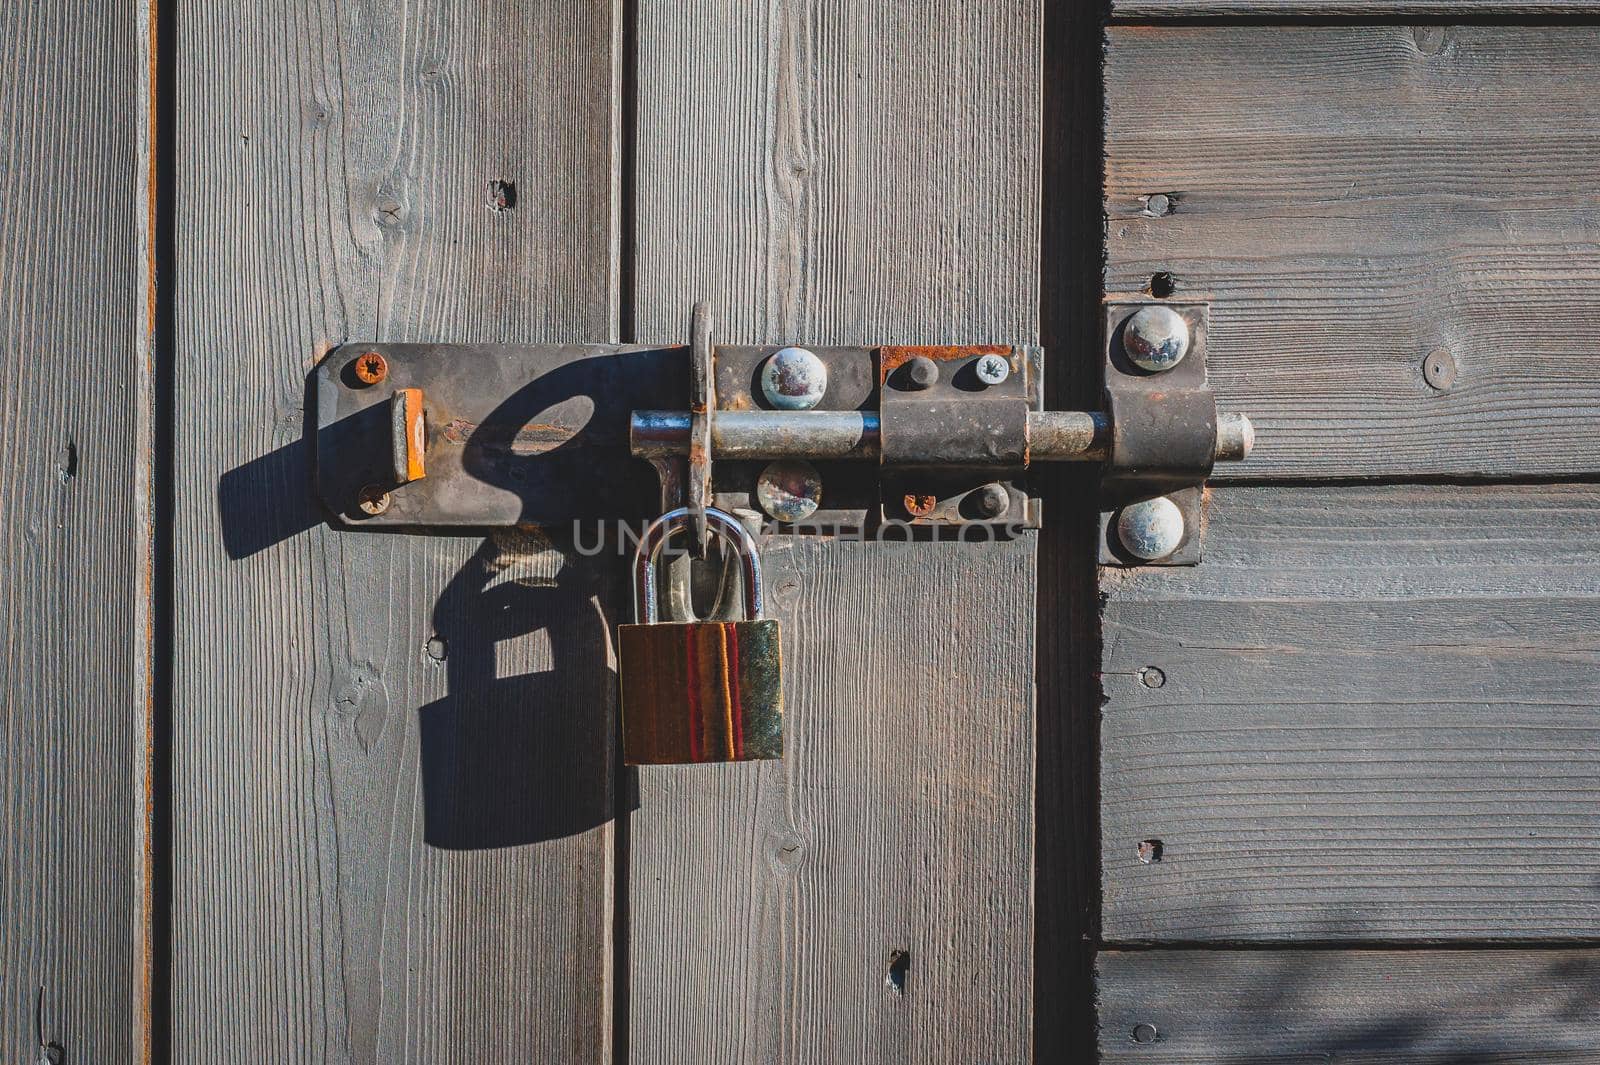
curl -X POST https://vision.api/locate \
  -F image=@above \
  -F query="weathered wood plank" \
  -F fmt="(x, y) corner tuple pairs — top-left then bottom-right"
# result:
(0, 1), (144, 1060)
(1102, 483), (1600, 943)
(629, 3), (1039, 1061)
(173, 3), (619, 1061)
(1098, 949), (1600, 1063)
(1106, 26), (1600, 480)
(1116, 1), (1600, 14)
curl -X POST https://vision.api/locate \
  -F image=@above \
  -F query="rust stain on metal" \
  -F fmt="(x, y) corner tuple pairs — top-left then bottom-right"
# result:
(902, 493), (937, 518)
(353, 350), (388, 385)
(439, 418), (581, 455)
(878, 344), (1010, 383)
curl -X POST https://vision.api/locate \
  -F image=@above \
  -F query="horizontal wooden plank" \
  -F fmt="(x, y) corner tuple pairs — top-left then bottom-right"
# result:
(1097, 949), (1600, 1063)
(1101, 483), (1600, 943)
(1116, 1), (1600, 15)
(1106, 26), (1600, 479)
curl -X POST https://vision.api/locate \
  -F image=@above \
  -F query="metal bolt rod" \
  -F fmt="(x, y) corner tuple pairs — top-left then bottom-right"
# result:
(1029, 411), (1111, 461)
(630, 410), (1253, 463)
(633, 410), (881, 460)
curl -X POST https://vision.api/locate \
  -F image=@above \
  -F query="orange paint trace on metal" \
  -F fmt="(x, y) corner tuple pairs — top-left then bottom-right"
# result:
(399, 387), (426, 482)
(903, 493), (938, 518)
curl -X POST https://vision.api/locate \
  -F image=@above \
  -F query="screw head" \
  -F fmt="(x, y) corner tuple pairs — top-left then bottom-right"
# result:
(356, 484), (392, 517)
(756, 460), (822, 522)
(1122, 305), (1190, 372)
(1116, 496), (1185, 560)
(903, 355), (939, 390)
(971, 482), (1010, 519)
(352, 350), (388, 385)
(973, 354), (1010, 386)
(760, 346), (829, 410)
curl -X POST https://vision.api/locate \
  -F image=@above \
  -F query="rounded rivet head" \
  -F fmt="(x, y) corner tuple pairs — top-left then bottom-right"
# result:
(1122, 305), (1190, 372)
(352, 350), (388, 385)
(356, 484), (392, 517)
(1116, 496), (1185, 560)
(904, 355), (939, 390)
(1132, 1022), (1159, 1044)
(760, 346), (828, 410)
(756, 460), (822, 523)
(971, 482), (1009, 519)
(973, 354), (1010, 386)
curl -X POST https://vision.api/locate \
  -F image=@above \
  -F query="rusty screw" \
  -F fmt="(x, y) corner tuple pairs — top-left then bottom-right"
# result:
(903, 493), (937, 518)
(352, 351), (388, 386)
(357, 484), (392, 516)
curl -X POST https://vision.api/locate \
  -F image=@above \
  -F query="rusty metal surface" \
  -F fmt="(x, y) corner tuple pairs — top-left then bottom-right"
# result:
(314, 342), (686, 526)
(688, 302), (714, 551)
(878, 344), (1038, 526)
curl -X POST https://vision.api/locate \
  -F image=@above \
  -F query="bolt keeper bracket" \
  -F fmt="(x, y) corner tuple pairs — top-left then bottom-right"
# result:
(1098, 295), (1228, 565)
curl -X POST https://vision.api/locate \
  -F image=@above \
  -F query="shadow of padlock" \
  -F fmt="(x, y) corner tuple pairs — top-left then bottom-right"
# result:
(619, 506), (783, 765)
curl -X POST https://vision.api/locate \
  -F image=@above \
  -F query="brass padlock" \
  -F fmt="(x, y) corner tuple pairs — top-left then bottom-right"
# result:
(619, 507), (783, 765)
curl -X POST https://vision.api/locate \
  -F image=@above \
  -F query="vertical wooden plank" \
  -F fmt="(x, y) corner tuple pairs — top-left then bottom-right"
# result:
(630, 4), (1039, 1061)
(0, 0), (143, 1060)
(173, 3), (620, 1061)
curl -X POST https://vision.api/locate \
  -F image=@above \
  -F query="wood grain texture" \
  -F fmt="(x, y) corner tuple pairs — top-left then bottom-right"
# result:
(630, 3), (1039, 1061)
(173, 2), (619, 1061)
(1098, 949), (1600, 1063)
(0, 1), (143, 1061)
(1106, 26), (1600, 480)
(1116, 1), (1600, 14)
(1101, 483), (1600, 944)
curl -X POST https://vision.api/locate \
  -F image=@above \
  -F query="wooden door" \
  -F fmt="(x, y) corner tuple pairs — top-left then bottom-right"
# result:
(1096, 9), (1600, 1062)
(164, 2), (1050, 1063)
(20, 2), (1600, 1063)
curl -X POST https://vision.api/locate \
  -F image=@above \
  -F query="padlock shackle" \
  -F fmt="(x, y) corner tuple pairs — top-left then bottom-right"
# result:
(633, 507), (763, 624)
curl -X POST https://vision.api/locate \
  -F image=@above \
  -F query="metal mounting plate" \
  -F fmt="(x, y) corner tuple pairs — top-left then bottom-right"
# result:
(314, 343), (685, 526)
(315, 340), (1044, 531)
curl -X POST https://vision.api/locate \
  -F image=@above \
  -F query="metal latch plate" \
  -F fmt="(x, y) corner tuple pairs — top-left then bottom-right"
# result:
(314, 343), (685, 526)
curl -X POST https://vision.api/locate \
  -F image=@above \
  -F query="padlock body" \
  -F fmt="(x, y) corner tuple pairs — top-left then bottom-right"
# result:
(619, 619), (783, 765)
